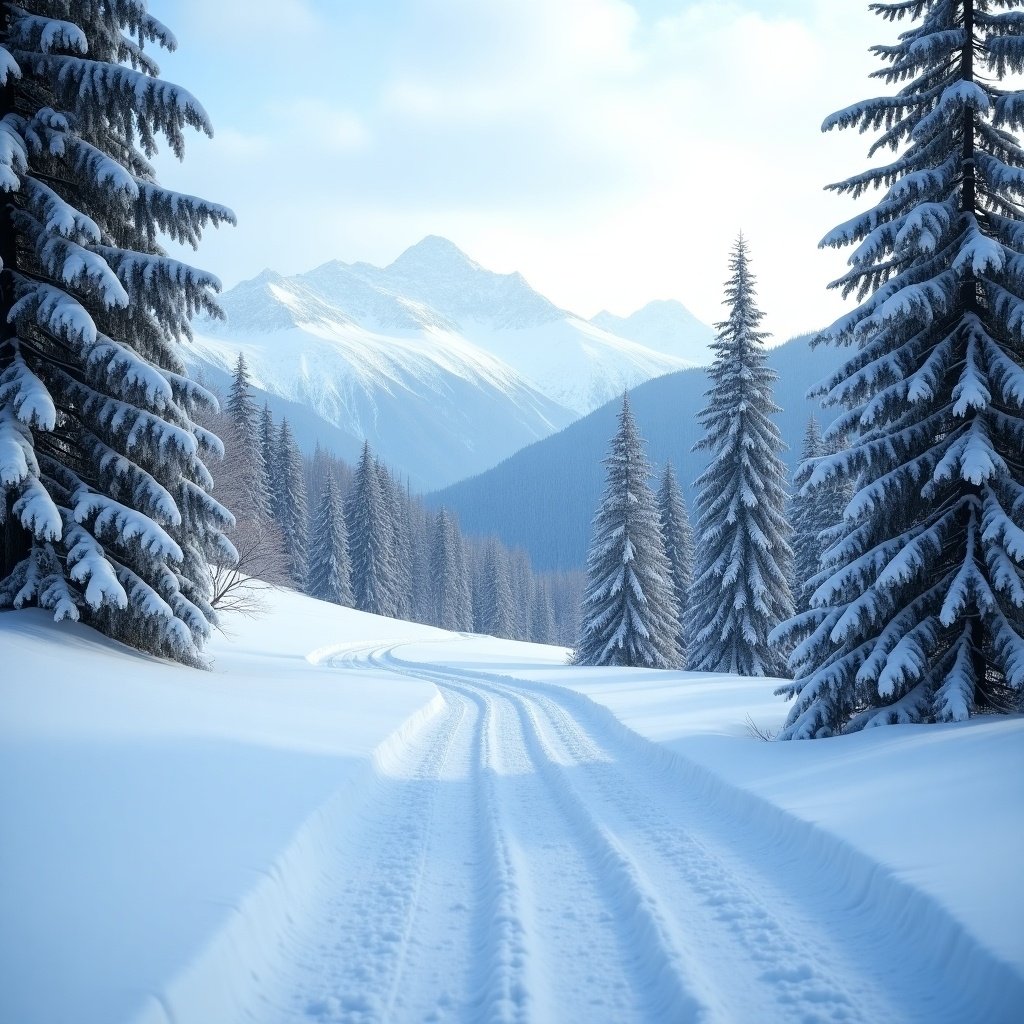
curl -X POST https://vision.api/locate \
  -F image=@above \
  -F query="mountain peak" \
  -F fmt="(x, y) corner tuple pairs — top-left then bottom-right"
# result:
(591, 300), (715, 365)
(388, 235), (476, 273)
(243, 267), (288, 288)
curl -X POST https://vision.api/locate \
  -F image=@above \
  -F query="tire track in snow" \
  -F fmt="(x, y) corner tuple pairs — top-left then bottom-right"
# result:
(374, 652), (707, 1023)
(379, 646), (984, 1024)
(248, 646), (542, 1024)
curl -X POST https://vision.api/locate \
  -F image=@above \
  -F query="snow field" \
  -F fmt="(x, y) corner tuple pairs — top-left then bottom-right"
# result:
(379, 646), (1024, 1023)
(0, 598), (445, 1024)
(3, 591), (1022, 1023)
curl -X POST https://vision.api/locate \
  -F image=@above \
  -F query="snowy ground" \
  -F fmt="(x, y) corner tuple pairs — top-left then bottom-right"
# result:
(2, 591), (1022, 1024)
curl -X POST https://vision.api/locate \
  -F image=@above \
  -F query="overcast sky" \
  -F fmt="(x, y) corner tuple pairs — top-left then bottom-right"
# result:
(149, 0), (882, 343)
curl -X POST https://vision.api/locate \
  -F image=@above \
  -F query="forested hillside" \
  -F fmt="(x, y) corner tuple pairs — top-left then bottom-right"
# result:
(432, 333), (843, 571)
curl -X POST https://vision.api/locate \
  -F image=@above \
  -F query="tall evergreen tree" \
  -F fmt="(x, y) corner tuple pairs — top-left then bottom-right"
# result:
(530, 578), (556, 645)
(376, 460), (411, 619)
(657, 462), (693, 667)
(226, 353), (258, 435)
(688, 237), (793, 676)
(0, 2), (236, 664)
(346, 441), (397, 616)
(272, 418), (307, 585)
(575, 394), (680, 668)
(258, 403), (275, 513)
(789, 417), (828, 615)
(409, 498), (433, 623)
(307, 475), (353, 606)
(481, 539), (516, 638)
(430, 507), (471, 631)
(508, 548), (533, 641)
(774, 1), (1024, 737)
(225, 352), (271, 521)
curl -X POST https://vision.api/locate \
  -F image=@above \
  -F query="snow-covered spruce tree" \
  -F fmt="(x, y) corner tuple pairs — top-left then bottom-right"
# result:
(688, 237), (793, 676)
(575, 394), (681, 668)
(0, 2), (236, 664)
(225, 352), (271, 522)
(376, 459), (411, 619)
(509, 547), (533, 641)
(409, 497), (432, 623)
(773, 1), (1024, 737)
(657, 461), (694, 666)
(430, 507), (472, 630)
(481, 539), (516, 638)
(307, 475), (352, 606)
(788, 421), (856, 622)
(530, 577), (555, 644)
(271, 418), (307, 585)
(346, 440), (398, 616)
(789, 417), (827, 614)
(258, 402), (275, 511)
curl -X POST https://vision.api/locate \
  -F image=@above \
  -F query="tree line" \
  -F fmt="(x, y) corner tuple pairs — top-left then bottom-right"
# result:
(208, 354), (584, 646)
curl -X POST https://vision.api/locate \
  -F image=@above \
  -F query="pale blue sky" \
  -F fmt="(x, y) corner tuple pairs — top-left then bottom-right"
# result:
(149, 0), (879, 341)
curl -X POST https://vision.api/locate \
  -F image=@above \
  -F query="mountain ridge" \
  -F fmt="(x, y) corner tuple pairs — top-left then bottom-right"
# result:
(184, 237), (718, 489)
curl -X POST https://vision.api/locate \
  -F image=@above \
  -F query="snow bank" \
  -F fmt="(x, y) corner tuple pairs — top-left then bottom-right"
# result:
(0, 593), (443, 1024)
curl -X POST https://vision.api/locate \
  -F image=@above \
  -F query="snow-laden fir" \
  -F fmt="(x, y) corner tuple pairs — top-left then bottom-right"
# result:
(774, 0), (1024, 737)
(789, 417), (828, 614)
(226, 353), (272, 523)
(657, 461), (694, 665)
(271, 419), (308, 586)
(345, 441), (399, 618)
(575, 393), (681, 669)
(307, 475), (353, 607)
(0, 1), (235, 664)
(429, 506), (473, 631)
(688, 237), (793, 676)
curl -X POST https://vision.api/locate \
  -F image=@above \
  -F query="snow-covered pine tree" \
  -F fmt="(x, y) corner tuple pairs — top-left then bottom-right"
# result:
(346, 440), (398, 616)
(271, 418), (307, 585)
(688, 237), (793, 676)
(575, 394), (681, 668)
(530, 577), (555, 644)
(481, 539), (516, 638)
(509, 547), (533, 641)
(453, 523), (474, 630)
(225, 352), (271, 522)
(789, 417), (827, 614)
(258, 403), (275, 513)
(0, 2), (236, 664)
(657, 461), (693, 666)
(430, 507), (471, 630)
(226, 353), (257, 434)
(376, 460), (411, 619)
(408, 497), (432, 623)
(773, 1), (1024, 737)
(307, 475), (353, 606)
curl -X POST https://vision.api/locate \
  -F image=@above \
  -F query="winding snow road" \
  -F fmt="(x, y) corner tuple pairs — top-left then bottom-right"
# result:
(243, 643), (1018, 1024)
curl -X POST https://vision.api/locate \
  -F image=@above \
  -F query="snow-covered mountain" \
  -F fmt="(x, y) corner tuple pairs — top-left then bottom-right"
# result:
(592, 300), (717, 365)
(186, 237), (714, 489)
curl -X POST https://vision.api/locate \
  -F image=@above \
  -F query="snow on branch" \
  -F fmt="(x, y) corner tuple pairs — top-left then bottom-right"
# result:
(6, 9), (89, 55)
(73, 490), (183, 563)
(0, 113), (27, 192)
